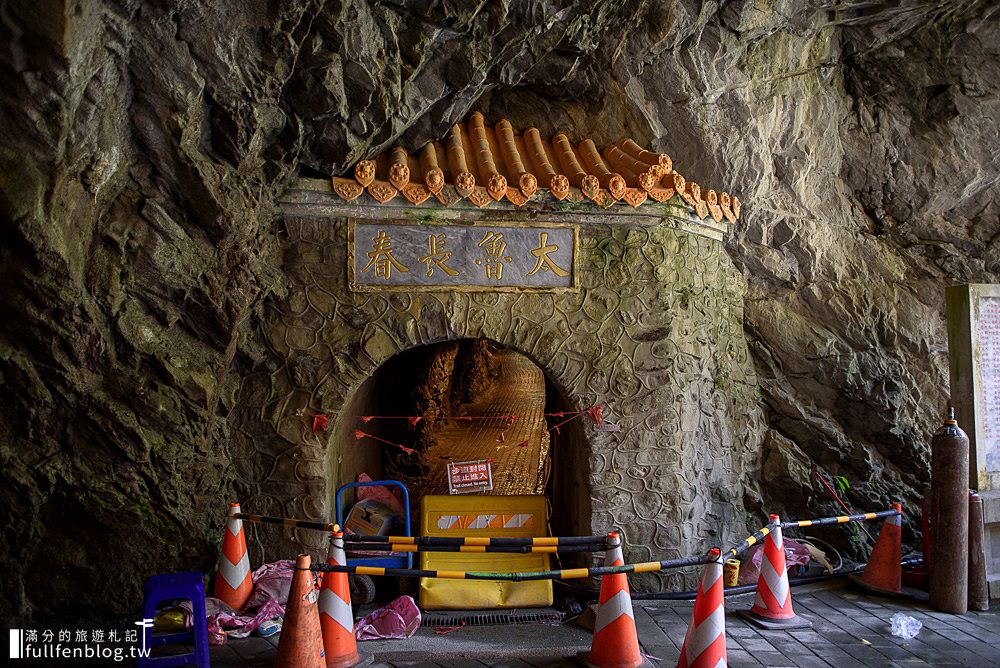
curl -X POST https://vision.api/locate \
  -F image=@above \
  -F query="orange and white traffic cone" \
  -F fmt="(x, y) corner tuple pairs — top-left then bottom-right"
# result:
(320, 531), (370, 668)
(214, 502), (253, 610)
(677, 548), (727, 668)
(579, 532), (652, 668)
(275, 554), (326, 668)
(739, 515), (812, 630)
(852, 502), (903, 595)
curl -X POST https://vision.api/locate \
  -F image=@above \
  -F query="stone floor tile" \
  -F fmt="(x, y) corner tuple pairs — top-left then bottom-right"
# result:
(724, 648), (763, 667)
(209, 645), (251, 668)
(751, 650), (805, 667)
(737, 637), (778, 652)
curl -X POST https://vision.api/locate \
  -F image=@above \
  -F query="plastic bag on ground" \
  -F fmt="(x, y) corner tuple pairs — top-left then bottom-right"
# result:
(243, 559), (294, 610)
(354, 595), (421, 640)
(737, 538), (812, 586)
(890, 612), (922, 639)
(182, 559), (295, 645)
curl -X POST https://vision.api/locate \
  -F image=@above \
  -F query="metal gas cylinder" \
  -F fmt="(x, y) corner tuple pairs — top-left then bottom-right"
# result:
(929, 407), (970, 614)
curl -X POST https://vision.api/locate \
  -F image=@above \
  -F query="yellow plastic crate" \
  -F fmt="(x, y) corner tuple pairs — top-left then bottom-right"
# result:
(419, 494), (553, 610)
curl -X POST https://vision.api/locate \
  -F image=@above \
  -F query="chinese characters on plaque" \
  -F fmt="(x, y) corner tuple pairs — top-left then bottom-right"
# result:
(350, 221), (576, 290)
(980, 296), (1000, 472)
(447, 459), (494, 495)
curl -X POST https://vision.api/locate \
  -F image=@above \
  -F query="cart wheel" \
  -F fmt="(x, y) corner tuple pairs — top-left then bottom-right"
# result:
(350, 574), (377, 604)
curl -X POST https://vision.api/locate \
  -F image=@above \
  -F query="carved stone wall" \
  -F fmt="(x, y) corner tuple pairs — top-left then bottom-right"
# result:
(233, 216), (766, 590)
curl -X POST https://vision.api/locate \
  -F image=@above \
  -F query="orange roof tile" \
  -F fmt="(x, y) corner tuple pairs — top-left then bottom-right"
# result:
(331, 112), (742, 222)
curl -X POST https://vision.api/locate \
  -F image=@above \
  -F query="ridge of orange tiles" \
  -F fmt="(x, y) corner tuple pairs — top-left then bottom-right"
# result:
(331, 114), (742, 221)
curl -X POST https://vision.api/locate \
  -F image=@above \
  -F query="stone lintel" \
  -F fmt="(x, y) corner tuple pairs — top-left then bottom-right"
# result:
(280, 178), (728, 242)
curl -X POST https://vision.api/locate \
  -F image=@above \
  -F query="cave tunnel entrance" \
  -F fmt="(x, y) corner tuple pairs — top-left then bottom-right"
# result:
(327, 338), (592, 556)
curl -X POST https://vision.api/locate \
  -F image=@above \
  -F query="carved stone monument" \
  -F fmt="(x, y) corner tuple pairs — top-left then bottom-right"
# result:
(946, 283), (1000, 600)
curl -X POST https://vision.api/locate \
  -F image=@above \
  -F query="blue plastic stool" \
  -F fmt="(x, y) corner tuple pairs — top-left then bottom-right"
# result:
(138, 572), (210, 668)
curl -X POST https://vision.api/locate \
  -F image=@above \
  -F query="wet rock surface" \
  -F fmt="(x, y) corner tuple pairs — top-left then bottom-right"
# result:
(1, 1), (998, 621)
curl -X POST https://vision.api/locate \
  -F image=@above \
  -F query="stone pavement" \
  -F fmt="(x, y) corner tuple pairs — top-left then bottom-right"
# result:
(205, 582), (1000, 667)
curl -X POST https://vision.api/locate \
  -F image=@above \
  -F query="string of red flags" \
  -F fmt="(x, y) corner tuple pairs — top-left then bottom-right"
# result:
(355, 414), (519, 423)
(307, 401), (613, 450)
(347, 411), (595, 422)
(354, 429), (417, 456)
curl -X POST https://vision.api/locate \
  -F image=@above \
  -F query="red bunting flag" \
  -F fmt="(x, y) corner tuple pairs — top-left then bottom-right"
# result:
(586, 403), (604, 427)
(408, 416), (422, 427)
(312, 414), (329, 433)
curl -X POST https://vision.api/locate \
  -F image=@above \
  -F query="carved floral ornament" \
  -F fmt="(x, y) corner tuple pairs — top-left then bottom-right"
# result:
(332, 112), (742, 223)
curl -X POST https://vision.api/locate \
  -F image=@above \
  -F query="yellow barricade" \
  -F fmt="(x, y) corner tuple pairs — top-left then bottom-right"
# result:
(419, 494), (553, 609)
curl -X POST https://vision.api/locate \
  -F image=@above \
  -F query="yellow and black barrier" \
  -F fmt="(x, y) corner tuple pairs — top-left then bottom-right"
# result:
(308, 553), (710, 581)
(341, 534), (608, 547)
(234, 513), (340, 533)
(722, 507), (900, 561)
(780, 508), (900, 529)
(345, 541), (606, 554)
(721, 524), (774, 561)
(243, 505), (902, 578)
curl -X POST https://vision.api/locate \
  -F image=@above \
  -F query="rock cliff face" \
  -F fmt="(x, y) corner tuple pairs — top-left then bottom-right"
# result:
(1, 1), (997, 621)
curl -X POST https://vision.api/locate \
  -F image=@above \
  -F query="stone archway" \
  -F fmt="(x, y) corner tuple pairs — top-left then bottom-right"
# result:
(232, 212), (766, 591)
(322, 337), (595, 549)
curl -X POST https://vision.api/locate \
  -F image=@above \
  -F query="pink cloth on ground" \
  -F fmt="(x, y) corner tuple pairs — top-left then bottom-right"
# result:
(354, 595), (421, 640)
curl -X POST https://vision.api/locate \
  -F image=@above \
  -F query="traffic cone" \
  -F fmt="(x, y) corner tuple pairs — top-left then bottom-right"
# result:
(852, 502), (903, 595)
(578, 532), (652, 668)
(275, 554), (326, 668)
(320, 531), (370, 667)
(677, 548), (727, 668)
(739, 515), (812, 629)
(213, 502), (253, 610)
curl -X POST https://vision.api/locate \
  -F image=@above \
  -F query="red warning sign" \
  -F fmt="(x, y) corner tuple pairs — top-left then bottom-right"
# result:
(447, 459), (494, 495)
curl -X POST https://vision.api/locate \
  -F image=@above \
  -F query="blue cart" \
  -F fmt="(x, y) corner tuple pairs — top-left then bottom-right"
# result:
(335, 480), (413, 604)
